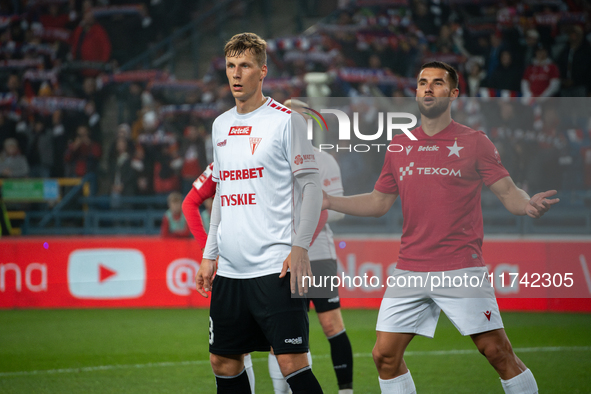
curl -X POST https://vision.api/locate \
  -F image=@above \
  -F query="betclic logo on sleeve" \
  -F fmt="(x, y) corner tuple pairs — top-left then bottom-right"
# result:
(67, 249), (146, 299)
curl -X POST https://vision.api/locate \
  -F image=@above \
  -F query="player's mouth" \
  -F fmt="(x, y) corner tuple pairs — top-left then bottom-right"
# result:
(423, 96), (435, 104)
(233, 84), (243, 92)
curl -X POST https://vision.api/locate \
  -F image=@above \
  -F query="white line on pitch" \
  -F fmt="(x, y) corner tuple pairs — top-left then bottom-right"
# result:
(1, 346), (589, 378)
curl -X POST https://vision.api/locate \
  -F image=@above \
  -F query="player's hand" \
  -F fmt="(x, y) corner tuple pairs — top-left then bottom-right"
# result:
(321, 190), (330, 211)
(525, 190), (559, 219)
(280, 246), (313, 296)
(196, 258), (216, 298)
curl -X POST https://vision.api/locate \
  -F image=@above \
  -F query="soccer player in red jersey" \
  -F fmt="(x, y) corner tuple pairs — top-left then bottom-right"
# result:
(182, 162), (215, 250)
(323, 61), (558, 394)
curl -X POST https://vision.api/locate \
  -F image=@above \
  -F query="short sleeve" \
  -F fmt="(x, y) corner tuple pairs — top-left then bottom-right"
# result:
(476, 131), (510, 187)
(374, 150), (399, 194)
(290, 114), (319, 176)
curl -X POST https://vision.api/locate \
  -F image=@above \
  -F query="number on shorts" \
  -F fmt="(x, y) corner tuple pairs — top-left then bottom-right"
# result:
(209, 316), (214, 345)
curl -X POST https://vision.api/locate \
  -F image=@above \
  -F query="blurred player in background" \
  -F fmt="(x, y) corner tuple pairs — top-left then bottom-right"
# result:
(195, 33), (323, 394)
(266, 99), (353, 394)
(323, 61), (558, 394)
(160, 191), (191, 238)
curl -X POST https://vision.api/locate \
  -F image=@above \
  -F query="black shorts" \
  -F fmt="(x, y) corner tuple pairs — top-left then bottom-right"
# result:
(306, 259), (341, 313)
(209, 273), (309, 356)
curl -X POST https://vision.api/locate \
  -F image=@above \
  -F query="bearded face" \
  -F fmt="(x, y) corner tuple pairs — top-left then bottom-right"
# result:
(417, 96), (451, 119)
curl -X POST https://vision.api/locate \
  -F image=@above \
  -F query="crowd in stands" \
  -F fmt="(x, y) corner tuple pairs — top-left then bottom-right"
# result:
(1, 0), (590, 210)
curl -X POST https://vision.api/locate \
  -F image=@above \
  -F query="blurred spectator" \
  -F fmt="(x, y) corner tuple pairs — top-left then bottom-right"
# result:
(519, 29), (540, 70)
(153, 142), (182, 195)
(25, 118), (53, 178)
(64, 125), (102, 193)
(39, 3), (71, 30)
(50, 110), (67, 177)
(486, 32), (505, 76)
(161, 191), (191, 238)
(487, 50), (522, 92)
(556, 26), (591, 97)
(465, 59), (486, 96)
(180, 125), (207, 194)
(82, 100), (101, 141)
(109, 136), (136, 207)
(521, 44), (560, 98)
(70, 10), (112, 75)
(107, 123), (134, 166)
(137, 111), (177, 194)
(6, 74), (22, 102)
(0, 138), (29, 178)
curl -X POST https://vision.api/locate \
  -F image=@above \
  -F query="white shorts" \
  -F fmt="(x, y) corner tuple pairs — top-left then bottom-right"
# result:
(376, 267), (504, 337)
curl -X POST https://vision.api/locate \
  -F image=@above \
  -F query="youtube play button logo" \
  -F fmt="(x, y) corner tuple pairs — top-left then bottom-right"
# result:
(68, 249), (146, 299)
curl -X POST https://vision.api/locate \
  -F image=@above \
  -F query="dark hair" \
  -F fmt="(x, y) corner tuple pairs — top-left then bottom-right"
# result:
(419, 61), (459, 90)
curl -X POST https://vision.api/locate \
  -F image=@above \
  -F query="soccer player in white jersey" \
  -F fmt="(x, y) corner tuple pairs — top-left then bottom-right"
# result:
(195, 33), (324, 394)
(323, 61), (559, 394)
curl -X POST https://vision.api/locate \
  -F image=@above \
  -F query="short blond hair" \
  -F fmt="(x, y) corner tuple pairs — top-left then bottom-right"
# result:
(224, 32), (267, 67)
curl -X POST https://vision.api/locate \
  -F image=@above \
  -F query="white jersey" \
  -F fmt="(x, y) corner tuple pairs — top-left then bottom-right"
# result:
(308, 148), (344, 261)
(211, 97), (318, 279)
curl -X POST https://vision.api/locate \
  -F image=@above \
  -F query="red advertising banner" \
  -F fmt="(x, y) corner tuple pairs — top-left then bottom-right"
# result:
(1, 237), (590, 311)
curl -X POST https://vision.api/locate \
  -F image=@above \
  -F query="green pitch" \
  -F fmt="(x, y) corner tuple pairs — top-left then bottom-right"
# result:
(0, 308), (590, 393)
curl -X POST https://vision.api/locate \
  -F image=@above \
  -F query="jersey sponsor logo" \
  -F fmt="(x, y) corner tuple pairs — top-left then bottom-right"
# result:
(418, 145), (439, 152)
(416, 167), (461, 177)
(249, 137), (261, 155)
(405, 145), (413, 155)
(446, 141), (464, 157)
(220, 193), (256, 206)
(294, 153), (315, 166)
(484, 310), (492, 321)
(67, 249), (146, 299)
(323, 178), (331, 186)
(399, 162), (461, 180)
(217, 139), (227, 147)
(284, 337), (303, 345)
(219, 167), (264, 181)
(228, 126), (252, 136)
(399, 162), (414, 180)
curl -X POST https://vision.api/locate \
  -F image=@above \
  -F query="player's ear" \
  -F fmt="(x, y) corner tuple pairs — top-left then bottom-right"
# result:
(450, 88), (460, 101)
(260, 64), (268, 80)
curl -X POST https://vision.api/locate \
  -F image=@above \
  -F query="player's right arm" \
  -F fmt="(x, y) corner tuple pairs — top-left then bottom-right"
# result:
(322, 189), (398, 218)
(197, 183), (221, 298)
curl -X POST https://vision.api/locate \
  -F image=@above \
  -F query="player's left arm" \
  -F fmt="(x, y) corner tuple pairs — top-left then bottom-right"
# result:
(489, 176), (560, 218)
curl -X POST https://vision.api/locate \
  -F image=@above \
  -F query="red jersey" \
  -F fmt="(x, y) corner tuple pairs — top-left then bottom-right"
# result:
(523, 60), (560, 96)
(375, 121), (509, 272)
(182, 163), (216, 249)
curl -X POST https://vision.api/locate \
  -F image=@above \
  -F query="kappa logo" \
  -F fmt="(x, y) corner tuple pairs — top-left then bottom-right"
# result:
(294, 155), (303, 165)
(249, 137), (261, 155)
(229, 126), (252, 136)
(284, 337), (303, 345)
(484, 311), (492, 321)
(217, 139), (227, 147)
(405, 146), (413, 155)
(399, 162), (414, 181)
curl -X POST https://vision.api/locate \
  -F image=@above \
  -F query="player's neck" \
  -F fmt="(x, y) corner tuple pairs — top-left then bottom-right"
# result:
(235, 92), (267, 114)
(420, 113), (453, 137)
